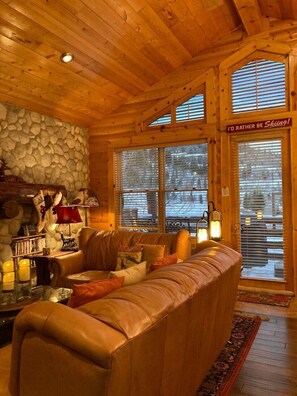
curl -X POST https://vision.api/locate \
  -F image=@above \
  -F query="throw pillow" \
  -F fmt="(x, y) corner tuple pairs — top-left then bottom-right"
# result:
(109, 261), (147, 286)
(135, 243), (165, 268)
(67, 277), (125, 308)
(116, 245), (143, 270)
(149, 253), (179, 272)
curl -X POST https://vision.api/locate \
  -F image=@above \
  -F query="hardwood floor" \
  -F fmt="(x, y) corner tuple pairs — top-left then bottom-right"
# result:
(230, 297), (297, 395)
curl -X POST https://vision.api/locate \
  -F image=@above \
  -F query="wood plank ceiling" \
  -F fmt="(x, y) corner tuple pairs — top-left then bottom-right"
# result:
(0, 0), (297, 128)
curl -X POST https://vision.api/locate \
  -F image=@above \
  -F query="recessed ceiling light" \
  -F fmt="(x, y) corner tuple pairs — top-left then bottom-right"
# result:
(60, 52), (74, 63)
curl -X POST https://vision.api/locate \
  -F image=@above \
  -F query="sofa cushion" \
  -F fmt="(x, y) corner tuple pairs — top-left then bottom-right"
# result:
(116, 245), (143, 270)
(135, 243), (165, 267)
(109, 261), (147, 285)
(67, 276), (125, 308)
(149, 252), (179, 272)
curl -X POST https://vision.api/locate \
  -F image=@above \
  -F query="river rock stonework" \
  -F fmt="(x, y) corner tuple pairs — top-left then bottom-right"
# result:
(0, 102), (89, 263)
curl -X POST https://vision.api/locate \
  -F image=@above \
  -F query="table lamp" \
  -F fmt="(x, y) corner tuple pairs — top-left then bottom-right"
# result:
(55, 206), (82, 251)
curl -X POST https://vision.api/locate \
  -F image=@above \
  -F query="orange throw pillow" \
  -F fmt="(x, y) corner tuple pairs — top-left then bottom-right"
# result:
(67, 277), (125, 308)
(149, 253), (179, 272)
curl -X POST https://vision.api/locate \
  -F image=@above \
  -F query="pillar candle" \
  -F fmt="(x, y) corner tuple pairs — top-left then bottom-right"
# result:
(2, 260), (14, 272)
(3, 271), (15, 291)
(18, 259), (31, 282)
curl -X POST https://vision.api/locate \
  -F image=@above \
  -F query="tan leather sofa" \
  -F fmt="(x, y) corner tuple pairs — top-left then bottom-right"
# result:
(7, 240), (241, 396)
(49, 227), (192, 288)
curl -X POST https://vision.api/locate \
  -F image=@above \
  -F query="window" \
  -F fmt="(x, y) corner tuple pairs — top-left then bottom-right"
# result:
(114, 143), (208, 235)
(176, 94), (204, 123)
(148, 93), (205, 127)
(149, 113), (171, 126)
(231, 59), (286, 114)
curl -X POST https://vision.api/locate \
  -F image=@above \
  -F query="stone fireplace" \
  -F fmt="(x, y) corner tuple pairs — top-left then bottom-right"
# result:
(0, 102), (89, 264)
(0, 183), (82, 263)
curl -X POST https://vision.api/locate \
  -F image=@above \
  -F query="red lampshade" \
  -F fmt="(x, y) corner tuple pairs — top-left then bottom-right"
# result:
(56, 206), (82, 224)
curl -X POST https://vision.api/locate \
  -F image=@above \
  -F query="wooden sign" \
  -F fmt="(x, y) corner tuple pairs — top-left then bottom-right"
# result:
(226, 117), (292, 132)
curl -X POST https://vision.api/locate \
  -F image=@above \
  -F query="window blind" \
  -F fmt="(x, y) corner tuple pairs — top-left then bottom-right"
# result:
(148, 93), (205, 127)
(149, 113), (171, 127)
(164, 144), (208, 234)
(231, 59), (286, 114)
(114, 148), (159, 230)
(176, 94), (204, 123)
(114, 143), (208, 234)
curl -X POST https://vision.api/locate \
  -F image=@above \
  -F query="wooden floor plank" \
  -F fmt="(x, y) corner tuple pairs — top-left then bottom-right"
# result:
(248, 352), (297, 367)
(246, 353), (297, 369)
(231, 298), (297, 396)
(239, 384), (293, 396)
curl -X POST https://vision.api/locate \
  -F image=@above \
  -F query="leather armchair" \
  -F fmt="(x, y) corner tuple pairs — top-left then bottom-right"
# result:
(49, 227), (192, 288)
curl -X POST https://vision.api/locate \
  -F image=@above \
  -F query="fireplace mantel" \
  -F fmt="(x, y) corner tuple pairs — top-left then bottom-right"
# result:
(0, 182), (67, 205)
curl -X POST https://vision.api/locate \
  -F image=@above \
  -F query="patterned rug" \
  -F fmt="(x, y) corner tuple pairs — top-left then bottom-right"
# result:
(237, 290), (292, 307)
(197, 314), (261, 395)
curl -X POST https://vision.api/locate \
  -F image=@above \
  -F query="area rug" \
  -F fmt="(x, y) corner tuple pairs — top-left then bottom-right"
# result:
(197, 314), (261, 395)
(237, 289), (292, 307)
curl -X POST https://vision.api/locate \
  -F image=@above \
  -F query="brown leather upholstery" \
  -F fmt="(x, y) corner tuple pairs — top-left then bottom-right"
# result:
(49, 227), (192, 288)
(8, 241), (242, 396)
(0, 345), (11, 396)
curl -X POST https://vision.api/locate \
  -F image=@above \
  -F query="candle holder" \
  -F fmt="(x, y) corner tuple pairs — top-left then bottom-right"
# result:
(17, 259), (32, 301)
(1, 261), (17, 305)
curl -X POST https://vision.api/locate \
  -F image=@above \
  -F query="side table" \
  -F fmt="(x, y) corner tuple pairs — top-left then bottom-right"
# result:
(25, 251), (74, 286)
(0, 286), (72, 347)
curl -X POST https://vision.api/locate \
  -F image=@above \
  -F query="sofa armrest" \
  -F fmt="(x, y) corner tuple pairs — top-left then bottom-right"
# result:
(49, 251), (84, 287)
(174, 229), (192, 260)
(9, 302), (127, 396)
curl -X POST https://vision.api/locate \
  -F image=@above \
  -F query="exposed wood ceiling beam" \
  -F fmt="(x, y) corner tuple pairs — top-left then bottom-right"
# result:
(233, 0), (268, 36)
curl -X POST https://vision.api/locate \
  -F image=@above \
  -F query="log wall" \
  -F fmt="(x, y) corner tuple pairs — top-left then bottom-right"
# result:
(89, 19), (297, 292)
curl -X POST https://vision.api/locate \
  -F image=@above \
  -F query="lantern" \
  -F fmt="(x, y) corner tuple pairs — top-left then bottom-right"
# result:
(196, 211), (209, 244)
(196, 201), (222, 245)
